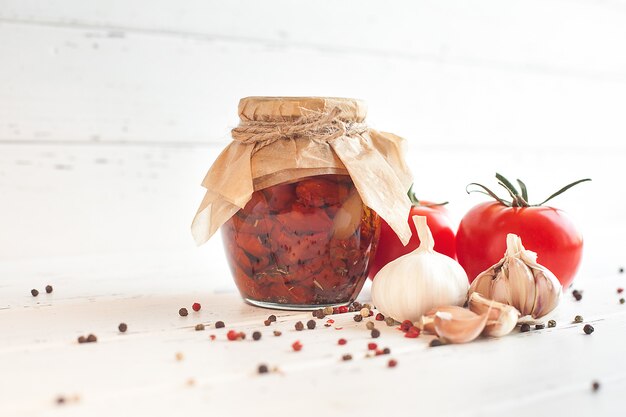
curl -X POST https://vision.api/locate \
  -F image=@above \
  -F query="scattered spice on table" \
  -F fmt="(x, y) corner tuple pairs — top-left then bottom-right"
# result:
(209, 335), (216, 340)
(195, 323), (205, 331)
(258, 364), (269, 374)
(186, 378), (196, 387)
(30, 289), (39, 297)
(592, 381), (600, 392)
(520, 323), (531, 333)
(375, 313), (385, 321)
(215, 321), (225, 328)
(385, 317), (395, 327)
(175, 352), (184, 361)
(620, 298), (625, 305)
(353, 314), (363, 322)
(583, 324), (594, 334)
(535, 323), (545, 330)
(86, 334), (97, 343)
(118, 323), (128, 333)
(574, 315), (584, 323)
(430, 339), (443, 347)
(295, 321), (304, 331)
(342, 354), (352, 361)
(548, 320), (557, 328)
(619, 267), (624, 274)
(388, 359), (398, 368)
(572, 289), (583, 301)
(292, 341), (303, 351)
(192, 302), (201, 312)
(404, 325), (420, 338)
(371, 329), (380, 338)
(273, 330), (282, 337)
(227, 330), (245, 341)
(264, 320), (271, 326)
(400, 320), (412, 332)
(268, 314), (277, 322)
(367, 342), (378, 350)
(179, 308), (188, 317)
(360, 307), (370, 317)
(306, 319), (316, 329)
(45, 285), (53, 294)
(323, 306), (334, 315)
(77, 336), (86, 344)
(338, 338), (347, 345)
(338, 306), (349, 314)
(366, 322), (376, 330)
(617, 288), (624, 294)
(252, 331), (262, 341)
(383, 347), (391, 354)
(56, 396), (66, 405)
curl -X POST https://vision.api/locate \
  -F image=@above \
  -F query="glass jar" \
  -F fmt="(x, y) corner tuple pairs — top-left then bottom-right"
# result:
(222, 174), (380, 310)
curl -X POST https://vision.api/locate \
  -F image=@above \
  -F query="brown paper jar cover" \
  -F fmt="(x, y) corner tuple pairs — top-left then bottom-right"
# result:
(192, 96), (413, 245)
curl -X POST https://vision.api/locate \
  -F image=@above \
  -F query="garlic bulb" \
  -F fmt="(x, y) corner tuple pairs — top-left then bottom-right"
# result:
(469, 234), (561, 319)
(372, 215), (469, 322)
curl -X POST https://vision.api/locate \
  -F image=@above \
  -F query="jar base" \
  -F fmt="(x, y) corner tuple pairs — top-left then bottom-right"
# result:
(243, 298), (353, 311)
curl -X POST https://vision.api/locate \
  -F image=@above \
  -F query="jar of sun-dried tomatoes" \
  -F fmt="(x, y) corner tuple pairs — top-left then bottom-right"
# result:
(192, 97), (413, 310)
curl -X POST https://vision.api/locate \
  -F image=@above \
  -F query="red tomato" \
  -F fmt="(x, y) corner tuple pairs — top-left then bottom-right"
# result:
(369, 201), (456, 279)
(456, 174), (588, 289)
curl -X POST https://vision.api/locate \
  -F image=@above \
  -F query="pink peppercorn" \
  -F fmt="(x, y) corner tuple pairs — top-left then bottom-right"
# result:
(375, 313), (385, 321)
(192, 302), (201, 312)
(388, 359), (398, 368)
(618, 288), (624, 294)
(405, 326), (421, 338)
(367, 342), (378, 350)
(338, 306), (349, 314)
(292, 341), (303, 352)
(338, 338), (347, 345)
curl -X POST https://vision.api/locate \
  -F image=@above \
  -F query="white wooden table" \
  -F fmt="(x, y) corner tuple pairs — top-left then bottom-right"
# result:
(2, 249), (625, 417)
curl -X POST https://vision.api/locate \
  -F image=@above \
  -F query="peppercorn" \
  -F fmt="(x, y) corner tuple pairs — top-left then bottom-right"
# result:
(574, 315), (583, 323)
(385, 317), (395, 327)
(295, 321), (304, 331)
(363, 303), (372, 310)
(252, 331), (262, 341)
(371, 329), (380, 338)
(273, 330), (282, 336)
(353, 314), (363, 322)
(77, 335), (86, 344)
(195, 323), (205, 331)
(360, 307), (370, 317)
(429, 338), (441, 347)
(56, 396), (66, 405)
(352, 301), (362, 309)
(375, 313), (385, 321)
(292, 341), (303, 351)
(226, 330), (239, 341)
(572, 290), (582, 301)
(548, 320), (557, 328)
(31, 289), (39, 297)
(619, 267), (624, 274)
(264, 320), (271, 326)
(535, 323), (545, 330)
(313, 310), (324, 319)
(258, 364), (269, 374)
(175, 352), (184, 361)
(367, 342), (377, 350)
(366, 322), (375, 330)
(209, 335), (216, 340)
(620, 298), (625, 305)
(192, 302), (201, 312)
(388, 359), (397, 368)
(618, 288), (624, 294)
(583, 324), (594, 334)
(179, 308), (188, 317)
(342, 354), (352, 361)
(118, 323), (128, 333)
(86, 334), (97, 343)
(400, 320), (412, 332)
(520, 323), (531, 333)
(306, 319), (316, 330)
(338, 338), (347, 345)
(348, 306), (355, 312)
(323, 306), (334, 315)
(592, 381), (600, 392)
(338, 306), (349, 314)
(404, 326), (420, 338)
(45, 285), (53, 294)
(383, 347), (391, 354)
(215, 321), (225, 328)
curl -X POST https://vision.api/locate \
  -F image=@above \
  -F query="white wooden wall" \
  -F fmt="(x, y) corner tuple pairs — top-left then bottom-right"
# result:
(1, 0), (625, 289)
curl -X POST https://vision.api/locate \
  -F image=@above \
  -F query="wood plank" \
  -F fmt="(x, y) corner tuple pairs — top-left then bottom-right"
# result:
(2, 0), (626, 77)
(1, 22), (626, 146)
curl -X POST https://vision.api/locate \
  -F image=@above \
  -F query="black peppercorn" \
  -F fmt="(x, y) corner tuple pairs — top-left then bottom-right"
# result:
(342, 354), (352, 361)
(258, 364), (269, 374)
(583, 324), (594, 334)
(572, 290), (582, 301)
(77, 335), (86, 344)
(268, 314), (277, 322)
(382, 347), (391, 354)
(215, 321), (225, 328)
(520, 323), (531, 333)
(86, 334), (97, 343)
(535, 323), (545, 330)
(252, 331), (262, 341)
(371, 329), (380, 338)
(118, 323), (128, 333)
(179, 308), (188, 317)
(273, 330), (282, 336)
(592, 381), (600, 392)
(353, 314), (363, 322)
(306, 319), (316, 330)
(574, 315), (583, 323)
(548, 320), (557, 328)
(620, 298), (625, 305)
(45, 285), (53, 294)
(295, 321), (304, 331)
(619, 267), (624, 274)
(31, 289), (39, 297)
(56, 396), (66, 405)
(195, 323), (205, 331)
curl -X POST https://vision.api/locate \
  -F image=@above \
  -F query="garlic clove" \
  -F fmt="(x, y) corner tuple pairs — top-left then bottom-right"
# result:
(468, 292), (520, 337)
(531, 268), (562, 318)
(419, 306), (476, 334)
(433, 308), (489, 344)
(506, 257), (536, 316)
(490, 267), (512, 306)
(470, 264), (499, 297)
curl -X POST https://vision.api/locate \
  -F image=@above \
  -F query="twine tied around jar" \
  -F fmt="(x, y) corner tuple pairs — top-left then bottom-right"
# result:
(231, 107), (369, 154)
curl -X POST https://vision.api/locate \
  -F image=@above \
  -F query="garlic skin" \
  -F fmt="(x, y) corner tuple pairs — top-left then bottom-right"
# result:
(469, 234), (562, 319)
(372, 215), (469, 322)
(468, 292), (519, 337)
